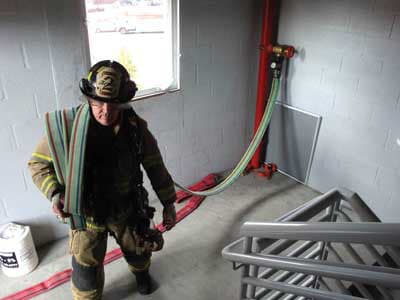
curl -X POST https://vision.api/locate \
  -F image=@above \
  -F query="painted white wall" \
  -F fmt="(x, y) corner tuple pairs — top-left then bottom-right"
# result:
(0, 0), (261, 246)
(278, 0), (400, 221)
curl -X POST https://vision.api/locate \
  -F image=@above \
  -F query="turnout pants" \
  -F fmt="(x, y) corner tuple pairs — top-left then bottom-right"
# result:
(69, 222), (152, 300)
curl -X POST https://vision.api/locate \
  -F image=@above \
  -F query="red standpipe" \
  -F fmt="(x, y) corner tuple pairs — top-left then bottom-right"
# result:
(248, 0), (277, 170)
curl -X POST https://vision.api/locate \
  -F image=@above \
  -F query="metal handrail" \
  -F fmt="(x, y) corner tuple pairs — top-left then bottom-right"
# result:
(239, 222), (400, 246)
(221, 188), (400, 300)
(223, 252), (400, 288)
(242, 277), (365, 300)
(222, 188), (343, 256)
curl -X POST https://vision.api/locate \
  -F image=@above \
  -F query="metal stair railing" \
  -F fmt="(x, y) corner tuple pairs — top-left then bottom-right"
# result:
(221, 188), (400, 300)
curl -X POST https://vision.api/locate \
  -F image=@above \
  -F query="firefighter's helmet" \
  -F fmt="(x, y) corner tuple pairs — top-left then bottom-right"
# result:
(79, 60), (137, 103)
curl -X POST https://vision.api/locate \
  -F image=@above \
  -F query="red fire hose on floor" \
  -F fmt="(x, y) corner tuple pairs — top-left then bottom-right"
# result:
(1, 174), (219, 300)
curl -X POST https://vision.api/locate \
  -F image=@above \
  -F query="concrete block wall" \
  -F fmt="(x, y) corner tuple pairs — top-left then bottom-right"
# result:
(278, 0), (400, 221)
(0, 0), (87, 246)
(0, 0), (260, 246)
(134, 0), (261, 197)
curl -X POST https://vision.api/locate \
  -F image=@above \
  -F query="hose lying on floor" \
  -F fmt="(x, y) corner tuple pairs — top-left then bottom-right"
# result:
(1, 174), (219, 300)
(174, 77), (281, 197)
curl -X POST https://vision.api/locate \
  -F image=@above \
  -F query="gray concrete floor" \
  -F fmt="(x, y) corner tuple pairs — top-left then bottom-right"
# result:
(0, 172), (319, 300)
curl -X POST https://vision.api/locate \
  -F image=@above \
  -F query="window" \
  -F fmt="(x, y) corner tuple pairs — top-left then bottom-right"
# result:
(84, 0), (180, 99)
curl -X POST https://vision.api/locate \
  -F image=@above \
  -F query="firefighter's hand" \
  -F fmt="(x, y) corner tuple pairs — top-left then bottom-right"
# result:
(162, 204), (176, 231)
(51, 193), (71, 219)
(133, 230), (164, 253)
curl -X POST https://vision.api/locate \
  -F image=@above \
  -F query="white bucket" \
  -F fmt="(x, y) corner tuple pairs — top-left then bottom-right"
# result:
(0, 223), (39, 277)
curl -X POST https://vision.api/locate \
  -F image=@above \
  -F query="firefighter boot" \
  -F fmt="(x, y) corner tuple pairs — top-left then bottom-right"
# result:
(134, 270), (153, 295)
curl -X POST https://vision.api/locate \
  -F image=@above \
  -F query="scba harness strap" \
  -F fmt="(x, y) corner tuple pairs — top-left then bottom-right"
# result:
(126, 110), (164, 251)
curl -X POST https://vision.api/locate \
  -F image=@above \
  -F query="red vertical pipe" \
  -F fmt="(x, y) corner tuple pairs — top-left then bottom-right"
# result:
(249, 0), (276, 170)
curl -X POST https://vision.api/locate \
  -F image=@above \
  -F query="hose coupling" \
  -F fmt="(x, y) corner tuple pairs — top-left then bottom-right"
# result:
(267, 44), (295, 58)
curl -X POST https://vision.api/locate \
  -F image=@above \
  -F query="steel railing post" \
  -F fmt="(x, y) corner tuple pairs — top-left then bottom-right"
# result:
(241, 236), (253, 299)
(313, 198), (341, 290)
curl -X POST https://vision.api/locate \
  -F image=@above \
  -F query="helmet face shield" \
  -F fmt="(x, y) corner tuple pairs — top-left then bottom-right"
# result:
(79, 60), (138, 103)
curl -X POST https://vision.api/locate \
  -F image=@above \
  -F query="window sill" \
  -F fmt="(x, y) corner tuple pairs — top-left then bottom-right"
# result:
(131, 88), (181, 102)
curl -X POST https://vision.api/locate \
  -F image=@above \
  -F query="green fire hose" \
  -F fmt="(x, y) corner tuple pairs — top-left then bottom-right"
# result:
(174, 77), (281, 196)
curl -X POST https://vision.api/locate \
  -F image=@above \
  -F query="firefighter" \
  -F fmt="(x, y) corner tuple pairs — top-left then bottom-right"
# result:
(28, 60), (177, 299)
